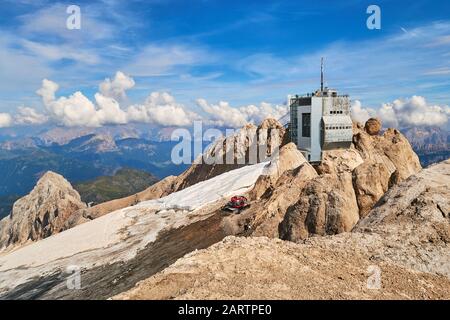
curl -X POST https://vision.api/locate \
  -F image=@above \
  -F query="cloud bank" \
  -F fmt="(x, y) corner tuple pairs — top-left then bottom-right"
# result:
(5, 71), (289, 128)
(3, 71), (447, 131)
(351, 96), (450, 128)
(196, 99), (288, 128)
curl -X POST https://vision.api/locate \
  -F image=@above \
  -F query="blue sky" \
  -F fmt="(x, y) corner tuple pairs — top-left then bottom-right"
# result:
(0, 0), (449, 129)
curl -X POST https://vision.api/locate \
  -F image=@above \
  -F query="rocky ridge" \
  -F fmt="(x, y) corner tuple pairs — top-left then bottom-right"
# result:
(0, 172), (86, 251)
(115, 159), (450, 300)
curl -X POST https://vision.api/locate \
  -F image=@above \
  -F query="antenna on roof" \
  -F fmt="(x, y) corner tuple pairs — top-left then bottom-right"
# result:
(320, 57), (324, 92)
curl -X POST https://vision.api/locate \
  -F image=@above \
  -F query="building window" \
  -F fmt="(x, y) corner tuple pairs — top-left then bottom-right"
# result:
(302, 113), (311, 137)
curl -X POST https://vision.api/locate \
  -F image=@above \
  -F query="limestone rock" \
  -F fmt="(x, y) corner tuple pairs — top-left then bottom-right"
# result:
(379, 128), (422, 180)
(241, 160), (318, 238)
(364, 118), (381, 135)
(0, 171), (86, 251)
(352, 159), (392, 217)
(113, 232), (450, 300)
(249, 142), (308, 199)
(279, 172), (359, 241)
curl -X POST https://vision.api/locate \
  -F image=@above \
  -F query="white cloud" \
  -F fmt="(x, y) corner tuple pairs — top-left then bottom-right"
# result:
(125, 44), (214, 76)
(36, 78), (127, 127)
(390, 96), (449, 127)
(36, 78), (59, 105)
(0, 113), (13, 128)
(377, 103), (398, 128)
(351, 96), (449, 128)
(197, 98), (288, 128)
(240, 102), (288, 124)
(18, 3), (114, 41)
(14, 107), (48, 125)
(21, 39), (99, 65)
(196, 99), (248, 128)
(99, 71), (135, 100)
(127, 92), (199, 127)
(94, 93), (128, 125)
(34, 73), (201, 127)
(350, 100), (376, 124)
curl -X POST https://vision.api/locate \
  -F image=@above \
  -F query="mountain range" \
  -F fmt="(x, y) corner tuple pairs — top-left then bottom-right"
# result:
(0, 123), (447, 219)
(0, 118), (448, 299)
(402, 126), (450, 167)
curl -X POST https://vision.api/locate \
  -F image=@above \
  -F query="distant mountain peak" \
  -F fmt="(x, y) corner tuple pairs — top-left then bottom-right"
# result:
(0, 170), (86, 251)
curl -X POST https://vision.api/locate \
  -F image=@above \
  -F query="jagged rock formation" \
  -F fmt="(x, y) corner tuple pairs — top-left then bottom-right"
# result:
(223, 143), (318, 237)
(279, 170), (360, 240)
(172, 118), (286, 191)
(278, 121), (422, 241)
(0, 172), (86, 251)
(114, 159), (450, 300)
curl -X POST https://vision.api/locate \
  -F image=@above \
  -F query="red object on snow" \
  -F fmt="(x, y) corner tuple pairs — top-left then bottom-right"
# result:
(223, 196), (250, 213)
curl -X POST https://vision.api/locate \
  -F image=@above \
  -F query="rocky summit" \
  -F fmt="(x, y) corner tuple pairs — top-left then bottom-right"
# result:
(0, 172), (86, 251)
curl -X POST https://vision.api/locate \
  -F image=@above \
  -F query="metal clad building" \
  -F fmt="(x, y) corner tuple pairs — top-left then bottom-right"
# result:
(289, 88), (353, 162)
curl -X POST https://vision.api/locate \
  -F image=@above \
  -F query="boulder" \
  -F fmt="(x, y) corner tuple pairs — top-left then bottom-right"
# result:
(364, 118), (381, 135)
(352, 159), (392, 217)
(279, 172), (359, 242)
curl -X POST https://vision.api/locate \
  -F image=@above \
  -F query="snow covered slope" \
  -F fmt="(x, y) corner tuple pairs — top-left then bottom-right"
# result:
(0, 162), (269, 297)
(138, 161), (268, 211)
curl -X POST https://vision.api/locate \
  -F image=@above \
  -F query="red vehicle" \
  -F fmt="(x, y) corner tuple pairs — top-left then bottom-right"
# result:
(223, 196), (250, 214)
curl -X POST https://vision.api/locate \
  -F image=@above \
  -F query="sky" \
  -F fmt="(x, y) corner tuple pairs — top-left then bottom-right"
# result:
(0, 0), (449, 129)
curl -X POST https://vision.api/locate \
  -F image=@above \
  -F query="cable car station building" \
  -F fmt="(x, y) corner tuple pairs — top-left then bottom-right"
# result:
(288, 61), (353, 162)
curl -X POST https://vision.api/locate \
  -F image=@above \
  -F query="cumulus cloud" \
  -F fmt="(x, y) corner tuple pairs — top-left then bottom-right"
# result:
(197, 98), (288, 128)
(127, 92), (199, 127)
(14, 106), (48, 125)
(351, 96), (450, 128)
(99, 71), (135, 100)
(240, 102), (288, 124)
(350, 100), (376, 124)
(196, 99), (248, 128)
(33, 73), (199, 128)
(390, 96), (449, 127)
(36, 78), (127, 127)
(94, 93), (128, 125)
(0, 113), (12, 128)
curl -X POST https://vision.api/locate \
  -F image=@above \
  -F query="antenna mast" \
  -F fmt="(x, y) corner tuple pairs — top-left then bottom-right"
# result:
(320, 57), (324, 92)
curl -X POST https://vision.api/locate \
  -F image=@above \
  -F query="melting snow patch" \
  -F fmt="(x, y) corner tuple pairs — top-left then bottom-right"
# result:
(138, 161), (270, 211)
